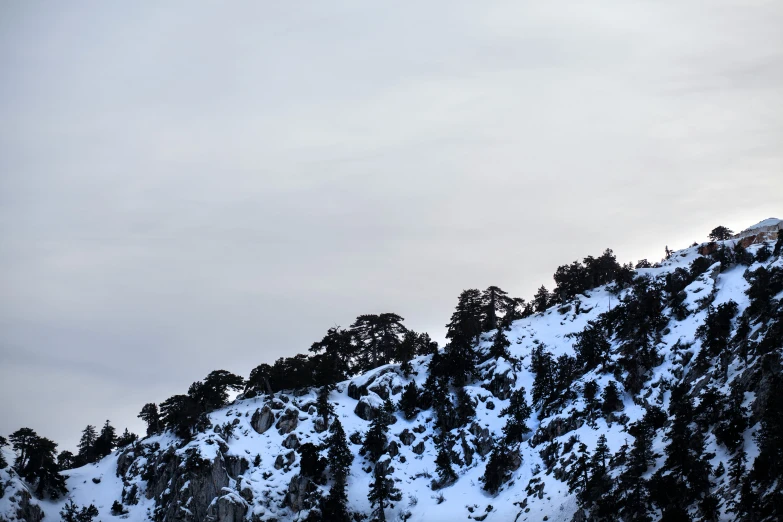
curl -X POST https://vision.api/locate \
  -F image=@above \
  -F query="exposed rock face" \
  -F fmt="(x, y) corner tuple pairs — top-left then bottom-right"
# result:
(484, 366), (516, 400)
(282, 433), (300, 450)
(469, 423), (494, 457)
(205, 492), (248, 522)
(12, 488), (44, 522)
(354, 396), (380, 421)
(274, 451), (296, 470)
(141, 446), (243, 522)
(460, 431), (473, 467)
(399, 429), (415, 446)
(276, 408), (299, 435)
(285, 475), (316, 513)
(251, 405), (275, 434)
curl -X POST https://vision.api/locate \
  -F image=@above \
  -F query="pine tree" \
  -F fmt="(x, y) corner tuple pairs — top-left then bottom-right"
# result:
(398, 381), (419, 420)
(351, 313), (407, 372)
(0, 436), (8, 469)
(455, 388), (476, 427)
(116, 428), (138, 448)
(481, 286), (510, 331)
(481, 442), (513, 494)
(442, 336), (477, 387)
(21, 434), (67, 499)
(322, 418), (354, 520)
(368, 459), (402, 522)
(60, 500), (99, 522)
(138, 403), (161, 436)
(94, 420), (117, 459)
(500, 387), (532, 444)
(601, 381), (623, 414)
(9, 427), (38, 471)
(708, 226), (734, 241)
(188, 370), (245, 412)
(488, 324), (511, 360)
(435, 445), (458, 487)
(397, 330), (418, 376)
(446, 289), (484, 345)
(309, 327), (356, 383)
(77, 425), (98, 464)
(573, 320), (611, 373)
(533, 285), (550, 313)
(361, 404), (393, 462)
(316, 385), (336, 429)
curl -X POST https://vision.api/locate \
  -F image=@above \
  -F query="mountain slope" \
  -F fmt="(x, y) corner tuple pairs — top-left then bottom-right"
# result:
(2, 218), (782, 522)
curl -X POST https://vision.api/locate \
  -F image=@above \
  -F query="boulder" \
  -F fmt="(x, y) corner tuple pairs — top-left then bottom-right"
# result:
(274, 451), (296, 470)
(354, 397), (380, 421)
(205, 493), (248, 522)
(282, 433), (300, 450)
(251, 406), (275, 434)
(398, 429), (415, 446)
(412, 442), (425, 455)
(276, 408), (299, 435)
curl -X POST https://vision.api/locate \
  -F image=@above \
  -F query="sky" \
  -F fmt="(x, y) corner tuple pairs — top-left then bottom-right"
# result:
(1, 0), (781, 451)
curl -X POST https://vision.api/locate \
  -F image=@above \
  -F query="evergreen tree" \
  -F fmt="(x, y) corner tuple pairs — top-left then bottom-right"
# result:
(714, 386), (748, 452)
(94, 420), (117, 459)
(138, 403), (161, 436)
(316, 385), (336, 429)
(361, 408), (391, 462)
(309, 327), (356, 383)
(398, 381), (419, 420)
(60, 500), (99, 522)
(368, 459), (402, 522)
(481, 286), (510, 331)
(500, 387), (532, 444)
(396, 330), (418, 376)
(533, 285), (550, 313)
(298, 442), (327, 482)
(0, 436), (7, 469)
(350, 313), (408, 373)
(708, 226), (734, 241)
(442, 336), (477, 387)
(414, 332), (439, 356)
(245, 363), (274, 395)
(601, 381), (623, 414)
(18, 434), (67, 499)
(77, 425), (98, 464)
(116, 428), (139, 448)
(188, 370), (244, 412)
(9, 427), (38, 471)
(531, 345), (555, 412)
(435, 445), (458, 487)
(573, 320), (612, 373)
(446, 289), (484, 345)
(488, 324), (511, 360)
(454, 388), (476, 427)
(774, 232), (783, 257)
(481, 442), (514, 494)
(159, 394), (201, 439)
(322, 418), (354, 521)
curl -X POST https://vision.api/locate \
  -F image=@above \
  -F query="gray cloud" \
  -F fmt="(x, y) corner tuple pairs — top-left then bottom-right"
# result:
(1, 0), (781, 449)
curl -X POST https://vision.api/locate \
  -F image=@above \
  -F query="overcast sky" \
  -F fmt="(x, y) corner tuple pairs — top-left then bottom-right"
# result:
(1, 1), (781, 450)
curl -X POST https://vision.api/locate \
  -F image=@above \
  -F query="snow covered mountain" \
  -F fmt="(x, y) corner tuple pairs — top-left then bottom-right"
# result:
(2, 218), (782, 522)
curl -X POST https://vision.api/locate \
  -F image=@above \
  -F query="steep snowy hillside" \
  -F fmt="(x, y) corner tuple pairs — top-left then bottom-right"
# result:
(2, 219), (782, 522)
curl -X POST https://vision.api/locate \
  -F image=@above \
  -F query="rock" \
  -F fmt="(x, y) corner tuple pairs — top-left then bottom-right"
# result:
(282, 433), (300, 450)
(269, 398), (286, 410)
(276, 408), (299, 435)
(469, 423), (494, 457)
(412, 442), (425, 455)
(206, 493), (248, 522)
(313, 418), (327, 433)
(483, 366), (516, 400)
(286, 475), (316, 513)
(274, 451), (296, 470)
(251, 406), (275, 434)
(240, 487), (254, 503)
(347, 381), (367, 400)
(412, 424), (426, 434)
(460, 431), (473, 467)
(399, 429), (415, 446)
(354, 397), (380, 421)
(13, 489), (44, 522)
(388, 441), (400, 458)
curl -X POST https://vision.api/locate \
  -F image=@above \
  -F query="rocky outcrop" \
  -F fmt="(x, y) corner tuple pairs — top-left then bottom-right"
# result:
(276, 408), (299, 435)
(469, 422), (494, 457)
(274, 451), (296, 470)
(399, 429), (415, 446)
(10, 488), (44, 522)
(205, 492), (248, 522)
(412, 442), (425, 455)
(282, 433), (300, 450)
(251, 405), (275, 434)
(354, 396), (380, 421)
(285, 475), (317, 513)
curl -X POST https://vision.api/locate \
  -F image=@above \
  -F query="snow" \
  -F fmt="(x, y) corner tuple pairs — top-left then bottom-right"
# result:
(3, 232), (780, 522)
